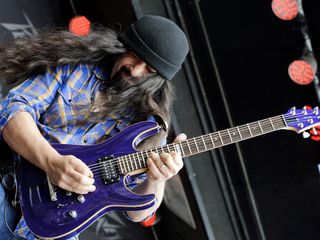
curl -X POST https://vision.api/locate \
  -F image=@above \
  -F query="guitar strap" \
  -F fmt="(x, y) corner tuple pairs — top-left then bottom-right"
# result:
(0, 140), (17, 202)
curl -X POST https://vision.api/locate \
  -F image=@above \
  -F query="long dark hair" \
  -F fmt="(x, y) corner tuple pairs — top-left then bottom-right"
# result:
(0, 28), (174, 147)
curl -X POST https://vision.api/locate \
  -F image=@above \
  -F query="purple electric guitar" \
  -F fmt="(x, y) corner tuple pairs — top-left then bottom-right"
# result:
(15, 106), (319, 239)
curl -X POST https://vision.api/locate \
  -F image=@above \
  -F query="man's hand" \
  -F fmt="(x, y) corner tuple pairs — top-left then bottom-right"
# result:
(146, 133), (186, 185)
(46, 155), (96, 195)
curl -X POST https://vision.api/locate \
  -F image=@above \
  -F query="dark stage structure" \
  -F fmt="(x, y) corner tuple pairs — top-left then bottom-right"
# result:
(0, 0), (320, 239)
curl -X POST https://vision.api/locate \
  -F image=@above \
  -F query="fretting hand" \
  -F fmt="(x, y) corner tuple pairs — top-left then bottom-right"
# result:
(146, 133), (186, 185)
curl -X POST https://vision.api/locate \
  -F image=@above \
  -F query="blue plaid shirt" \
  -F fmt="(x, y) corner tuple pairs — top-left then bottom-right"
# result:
(0, 64), (150, 239)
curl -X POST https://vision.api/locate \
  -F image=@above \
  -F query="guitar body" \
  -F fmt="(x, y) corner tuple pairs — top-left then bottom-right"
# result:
(15, 121), (160, 240)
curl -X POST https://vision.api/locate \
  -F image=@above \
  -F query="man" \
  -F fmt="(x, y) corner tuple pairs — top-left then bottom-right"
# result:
(0, 15), (189, 239)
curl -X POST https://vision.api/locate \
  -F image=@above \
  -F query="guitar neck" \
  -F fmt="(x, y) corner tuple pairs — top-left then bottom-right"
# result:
(118, 115), (287, 174)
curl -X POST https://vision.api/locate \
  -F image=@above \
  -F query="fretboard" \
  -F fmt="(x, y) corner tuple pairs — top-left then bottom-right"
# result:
(117, 115), (287, 174)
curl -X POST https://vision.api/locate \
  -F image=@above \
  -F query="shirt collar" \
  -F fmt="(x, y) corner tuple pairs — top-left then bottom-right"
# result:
(93, 65), (109, 81)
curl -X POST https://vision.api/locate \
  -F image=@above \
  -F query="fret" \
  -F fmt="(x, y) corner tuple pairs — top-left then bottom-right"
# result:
(195, 136), (205, 152)
(128, 155), (134, 171)
(137, 152), (142, 169)
(168, 144), (175, 153)
(159, 146), (164, 155)
(117, 157), (122, 173)
(118, 157), (124, 173)
(119, 157), (126, 172)
(260, 119), (273, 132)
(146, 149), (152, 157)
(246, 124), (253, 137)
(257, 121), (263, 133)
(180, 141), (190, 156)
(170, 143), (176, 152)
(132, 154), (138, 170)
(154, 148), (159, 155)
(122, 157), (130, 172)
(218, 131), (224, 144)
(124, 155), (131, 172)
(202, 134), (214, 149)
(269, 118), (275, 130)
(272, 116), (285, 129)
(201, 136), (207, 150)
(176, 143), (184, 155)
(140, 152), (146, 168)
(121, 156), (126, 172)
(186, 140), (192, 155)
(228, 127), (241, 142)
(212, 133), (223, 146)
(236, 126), (243, 140)
(180, 142), (186, 156)
(166, 145), (171, 153)
(193, 138), (199, 152)
(209, 133), (215, 148)
(226, 129), (233, 142)
(248, 122), (262, 136)
(221, 130), (232, 144)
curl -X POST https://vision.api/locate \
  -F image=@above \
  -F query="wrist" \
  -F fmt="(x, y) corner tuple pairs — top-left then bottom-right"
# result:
(35, 142), (61, 172)
(146, 177), (166, 188)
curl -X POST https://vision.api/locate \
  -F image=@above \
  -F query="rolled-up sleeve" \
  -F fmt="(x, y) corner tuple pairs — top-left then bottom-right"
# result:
(0, 65), (70, 135)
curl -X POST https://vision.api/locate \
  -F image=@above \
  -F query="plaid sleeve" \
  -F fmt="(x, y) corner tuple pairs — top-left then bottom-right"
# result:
(0, 65), (70, 136)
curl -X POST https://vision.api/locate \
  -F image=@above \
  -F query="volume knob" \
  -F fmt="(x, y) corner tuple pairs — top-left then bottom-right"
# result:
(69, 210), (77, 219)
(77, 195), (85, 203)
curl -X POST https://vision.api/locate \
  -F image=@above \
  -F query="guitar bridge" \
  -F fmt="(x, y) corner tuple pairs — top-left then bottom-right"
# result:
(98, 156), (120, 184)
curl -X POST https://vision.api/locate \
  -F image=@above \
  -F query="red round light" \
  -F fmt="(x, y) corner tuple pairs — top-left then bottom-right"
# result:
(271, 0), (299, 21)
(288, 60), (315, 85)
(69, 16), (91, 36)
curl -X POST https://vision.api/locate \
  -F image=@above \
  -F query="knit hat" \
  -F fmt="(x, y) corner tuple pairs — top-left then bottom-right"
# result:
(119, 15), (189, 80)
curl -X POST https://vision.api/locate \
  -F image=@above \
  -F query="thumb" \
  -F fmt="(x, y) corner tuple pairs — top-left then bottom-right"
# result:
(174, 133), (187, 143)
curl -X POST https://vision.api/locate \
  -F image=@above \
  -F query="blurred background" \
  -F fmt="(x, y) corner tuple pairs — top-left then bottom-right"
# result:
(1, 0), (320, 239)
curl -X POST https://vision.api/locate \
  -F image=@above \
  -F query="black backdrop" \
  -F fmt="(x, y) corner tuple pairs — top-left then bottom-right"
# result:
(174, 0), (320, 239)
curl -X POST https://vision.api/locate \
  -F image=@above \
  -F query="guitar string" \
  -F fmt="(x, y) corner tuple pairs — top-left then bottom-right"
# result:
(52, 112), (319, 194)
(87, 114), (318, 174)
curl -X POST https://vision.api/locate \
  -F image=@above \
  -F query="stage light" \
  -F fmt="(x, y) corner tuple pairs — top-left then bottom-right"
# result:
(69, 16), (91, 36)
(271, 0), (299, 20)
(288, 55), (318, 85)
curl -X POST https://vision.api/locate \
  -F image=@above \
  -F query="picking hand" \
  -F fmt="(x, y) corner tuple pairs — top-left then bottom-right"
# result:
(46, 154), (96, 194)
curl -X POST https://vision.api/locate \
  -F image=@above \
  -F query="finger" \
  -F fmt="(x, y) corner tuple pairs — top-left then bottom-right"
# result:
(70, 170), (95, 186)
(161, 152), (183, 176)
(149, 152), (163, 167)
(54, 176), (94, 195)
(61, 182), (90, 195)
(67, 183), (94, 195)
(151, 152), (173, 178)
(173, 133), (187, 143)
(169, 151), (184, 168)
(73, 158), (94, 178)
(149, 152), (169, 172)
(147, 158), (162, 181)
(160, 152), (176, 171)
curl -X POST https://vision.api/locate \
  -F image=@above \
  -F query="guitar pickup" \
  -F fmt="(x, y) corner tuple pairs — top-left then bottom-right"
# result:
(98, 156), (120, 185)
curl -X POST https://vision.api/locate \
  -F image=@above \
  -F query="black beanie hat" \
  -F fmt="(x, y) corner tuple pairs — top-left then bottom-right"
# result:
(119, 15), (189, 80)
